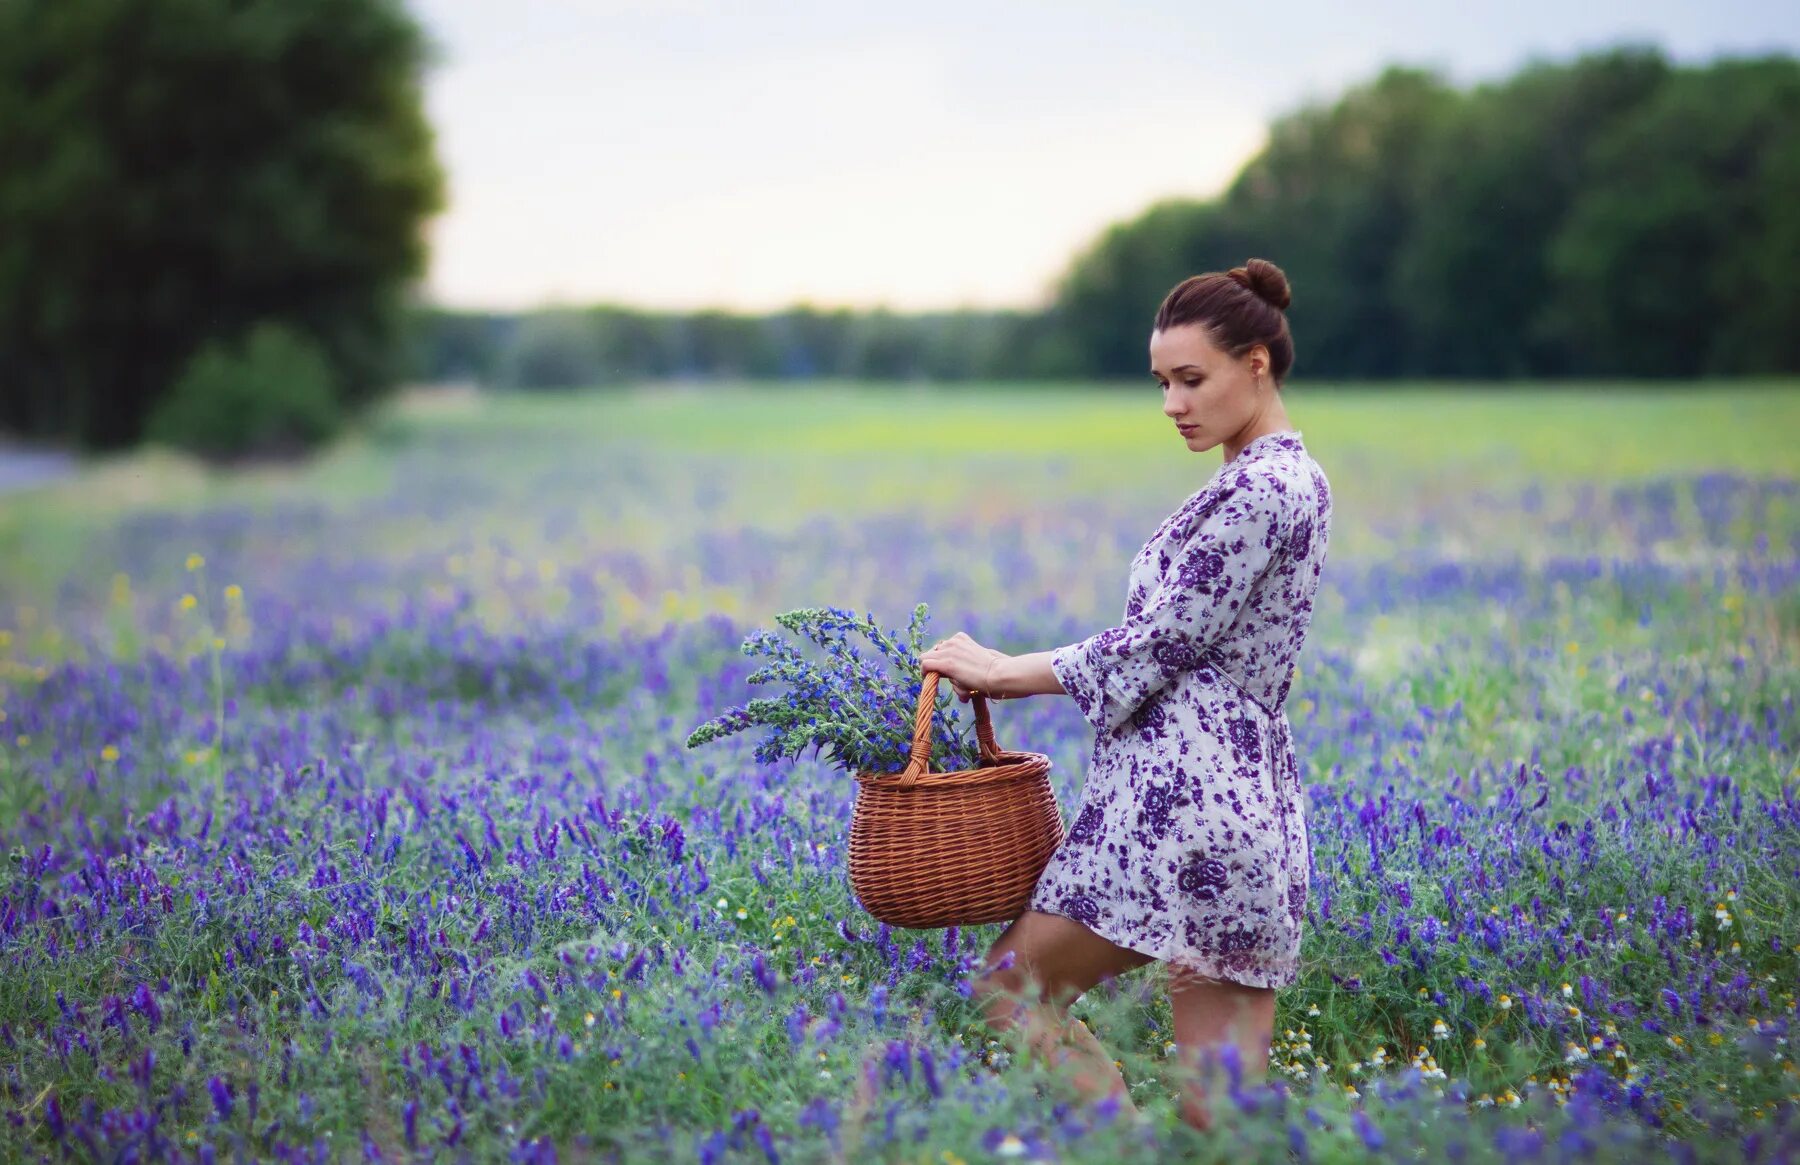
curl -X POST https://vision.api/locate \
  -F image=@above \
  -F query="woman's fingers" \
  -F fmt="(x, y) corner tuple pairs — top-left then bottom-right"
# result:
(922, 635), (987, 697)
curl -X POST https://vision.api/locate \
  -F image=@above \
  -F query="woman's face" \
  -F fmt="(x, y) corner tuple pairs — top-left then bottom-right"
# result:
(1149, 322), (1268, 454)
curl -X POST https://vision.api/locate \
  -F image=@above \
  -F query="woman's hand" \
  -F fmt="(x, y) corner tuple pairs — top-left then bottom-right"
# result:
(920, 632), (1006, 702)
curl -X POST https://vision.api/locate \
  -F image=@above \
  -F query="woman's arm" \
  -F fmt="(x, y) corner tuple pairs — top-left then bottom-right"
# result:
(919, 635), (1064, 702)
(985, 650), (1064, 699)
(928, 468), (1281, 723)
(926, 469), (1284, 725)
(1044, 470), (1288, 735)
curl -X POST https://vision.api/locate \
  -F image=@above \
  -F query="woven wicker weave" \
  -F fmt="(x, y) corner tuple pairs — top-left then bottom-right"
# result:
(848, 669), (1063, 929)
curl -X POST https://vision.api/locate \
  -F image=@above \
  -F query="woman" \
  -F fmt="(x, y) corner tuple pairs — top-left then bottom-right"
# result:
(919, 257), (1331, 1133)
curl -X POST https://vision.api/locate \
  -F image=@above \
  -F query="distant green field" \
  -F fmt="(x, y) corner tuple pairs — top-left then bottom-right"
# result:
(4, 380), (1796, 604)
(382, 379), (1800, 476)
(11, 378), (1799, 512)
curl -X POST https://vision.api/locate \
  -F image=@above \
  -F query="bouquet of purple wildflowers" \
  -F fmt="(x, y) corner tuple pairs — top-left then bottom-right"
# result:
(685, 603), (987, 775)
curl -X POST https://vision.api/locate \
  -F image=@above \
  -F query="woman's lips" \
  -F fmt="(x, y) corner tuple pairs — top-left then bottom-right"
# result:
(1177, 425), (1197, 436)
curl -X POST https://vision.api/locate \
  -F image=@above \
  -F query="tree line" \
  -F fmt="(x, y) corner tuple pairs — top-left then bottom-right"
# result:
(416, 44), (1800, 390)
(3, 19), (1794, 457)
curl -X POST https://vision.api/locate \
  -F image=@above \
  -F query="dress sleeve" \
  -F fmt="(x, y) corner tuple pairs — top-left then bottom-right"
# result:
(1050, 470), (1287, 735)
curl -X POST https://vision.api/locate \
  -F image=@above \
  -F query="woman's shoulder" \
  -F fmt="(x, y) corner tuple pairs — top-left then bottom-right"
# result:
(1159, 463), (1292, 550)
(1217, 447), (1313, 508)
(1240, 444), (1328, 511)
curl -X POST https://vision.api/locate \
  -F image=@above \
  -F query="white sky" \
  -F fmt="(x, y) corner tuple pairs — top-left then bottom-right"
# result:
(406, 0), (1800, 313)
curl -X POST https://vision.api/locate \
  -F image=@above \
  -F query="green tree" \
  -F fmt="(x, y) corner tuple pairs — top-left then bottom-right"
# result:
(1045, 198), (1252, 379)
(1220, 65), (1460, 378)
(685, 308), (783, 379)
(496, 309), (604, 390)
(0, 0), (445, 449)
(1391, 46), (1670, 376)
(1046, 66), (1461, 380)
(1041, 49), (1800, 382)
(842, 308), (926, 380)
(146, 319), (342, 459)
(1730, 128), (1800, 372)
(1544, 55), (1800, 376)
(589, 304), (678, 383)
(765, 304), (859, 379)
(408, 307), (508, 384)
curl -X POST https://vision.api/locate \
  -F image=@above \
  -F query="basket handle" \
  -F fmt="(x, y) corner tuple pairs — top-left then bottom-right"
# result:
(899, 669), (1005, 788)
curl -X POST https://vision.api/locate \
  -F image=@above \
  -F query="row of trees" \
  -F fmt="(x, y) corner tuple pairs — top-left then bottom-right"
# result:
(2, 24), (1793, 455)
(413, 44), (1800, 390)
(412, 305), (1078, 388)
(1052, 46), (1800, 380)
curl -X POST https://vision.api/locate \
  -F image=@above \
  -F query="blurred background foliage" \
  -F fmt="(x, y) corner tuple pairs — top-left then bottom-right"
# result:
(0, 0), (444, 454)
(412, 46), (1800, 391)
(1, 15), (1796, 459)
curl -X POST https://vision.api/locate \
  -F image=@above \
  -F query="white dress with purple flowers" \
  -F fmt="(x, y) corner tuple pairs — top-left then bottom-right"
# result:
(1031, 429), (1331, 990)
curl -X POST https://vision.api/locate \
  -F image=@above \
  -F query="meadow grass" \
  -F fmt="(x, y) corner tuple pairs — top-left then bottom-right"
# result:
(0, 380), (1796, 1162)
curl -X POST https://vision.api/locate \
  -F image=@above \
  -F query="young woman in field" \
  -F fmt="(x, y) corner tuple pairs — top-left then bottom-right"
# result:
(919, 257), (1331, 1133)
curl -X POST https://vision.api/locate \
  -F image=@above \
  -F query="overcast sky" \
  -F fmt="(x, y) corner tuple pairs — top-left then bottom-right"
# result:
(405, 0), (1800, 313)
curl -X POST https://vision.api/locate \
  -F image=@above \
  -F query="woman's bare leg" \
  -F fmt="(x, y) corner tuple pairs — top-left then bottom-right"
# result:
(1164, 965), (1276, 1133)
(969, 909), (1154, 1110)
(1056, 1014), (1135, 1103)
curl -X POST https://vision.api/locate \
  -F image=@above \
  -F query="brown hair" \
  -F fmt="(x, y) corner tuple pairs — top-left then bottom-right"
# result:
(1153, 258), (1295, 385)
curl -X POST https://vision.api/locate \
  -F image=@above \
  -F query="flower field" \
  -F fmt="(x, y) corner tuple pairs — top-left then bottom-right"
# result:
(1, 383), (1797, 1163)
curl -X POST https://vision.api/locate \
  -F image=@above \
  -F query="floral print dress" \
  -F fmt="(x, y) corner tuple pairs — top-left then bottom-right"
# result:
(1031, 429), (1331, 989)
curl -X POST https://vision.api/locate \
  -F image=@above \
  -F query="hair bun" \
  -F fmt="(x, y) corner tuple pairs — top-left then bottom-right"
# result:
(1227, 258), (1292, 312)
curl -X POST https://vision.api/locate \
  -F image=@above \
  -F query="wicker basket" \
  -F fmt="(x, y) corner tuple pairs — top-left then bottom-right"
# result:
(848, 669), (1064, 929)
